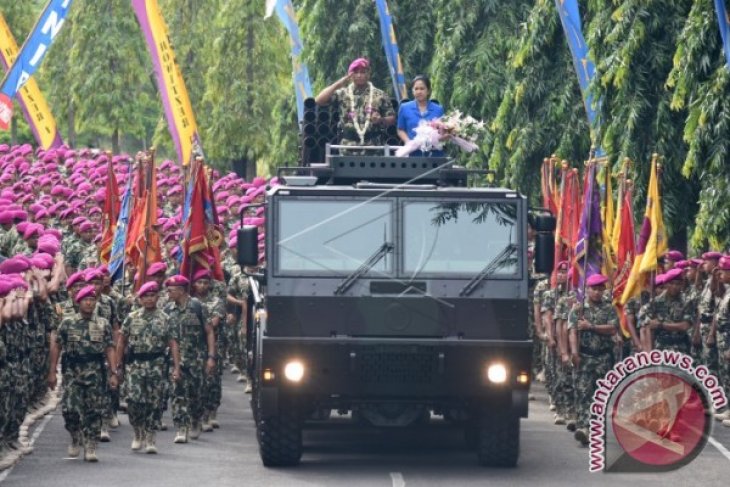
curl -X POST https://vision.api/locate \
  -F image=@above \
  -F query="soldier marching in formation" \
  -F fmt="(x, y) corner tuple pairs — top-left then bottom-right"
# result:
(0, 144), (257, 469)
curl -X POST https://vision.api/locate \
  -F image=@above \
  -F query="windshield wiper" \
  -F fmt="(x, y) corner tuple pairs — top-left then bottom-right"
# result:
(334, 242), (394, 295)
(459, 243), (518, 297)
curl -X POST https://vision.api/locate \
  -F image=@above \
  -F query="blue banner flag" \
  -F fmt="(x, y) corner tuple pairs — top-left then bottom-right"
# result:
(109, 168), (134, 282)
(715, 0), (730, 68)
(555, 0), (604, 155)
(0, 0), (73, 99)
(375, 0), (408, 102)
(266, 0), (313, 123)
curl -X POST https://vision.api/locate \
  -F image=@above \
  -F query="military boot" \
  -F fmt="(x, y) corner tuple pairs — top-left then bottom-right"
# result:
(84, 439), (98, 462)
(244, 382), (252, 394)
(14, 438), (33, 455)
(210, 411), (220, 429)
(715, 409), (730, 421)
(236, 373), (246, 383)
(67, 431), (81, 458)
(202, 414), (213, 432)
(131, 427), (143, 451)
(0, 442), (19, 470)
(574, 428), (589, 446)
(173, 427), (188, 444)
(110, 412), (120, 428)
(99, 421), (111, 442)
(190, 421), (202, 439)
(145, 431), (158, 454)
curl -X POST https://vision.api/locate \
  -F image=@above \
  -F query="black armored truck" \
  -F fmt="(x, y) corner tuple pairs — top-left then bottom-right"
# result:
(237, 146), (555, 468)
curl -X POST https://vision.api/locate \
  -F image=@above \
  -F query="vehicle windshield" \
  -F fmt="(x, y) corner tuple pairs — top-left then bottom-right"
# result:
(402, 201), (519, 276)
(277, 199), (394, 274)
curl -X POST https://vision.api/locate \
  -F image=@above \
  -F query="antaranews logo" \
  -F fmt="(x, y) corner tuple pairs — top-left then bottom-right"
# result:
(588, 350), (727, 473)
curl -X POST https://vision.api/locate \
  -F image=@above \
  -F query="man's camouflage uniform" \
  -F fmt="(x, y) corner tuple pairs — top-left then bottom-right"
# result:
(552, 289), (577, 420)
(166, 297), (208, 430)
(56, 312), (113, 448)
(121, 307), (175, 433)
(528, 275), (546, 377)
(697, 279), (720, 375)
(0, 226), (19, 257)
(713, 287), (730, 394)
(331, 84), (395, 153)
(197, 292), (225, 419)
(638, 291), (694, 354)
(568, 297), (618, 430)
(226, 272), (250, 375)
(0, 318), (30, 453)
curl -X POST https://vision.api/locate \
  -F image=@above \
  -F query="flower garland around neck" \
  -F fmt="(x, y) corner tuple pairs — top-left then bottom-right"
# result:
(347, 82), (375, 144)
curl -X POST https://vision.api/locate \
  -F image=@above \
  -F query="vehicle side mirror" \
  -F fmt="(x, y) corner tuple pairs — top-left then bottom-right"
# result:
(237, 226), (259, 267)
(532, 213), (556, 274)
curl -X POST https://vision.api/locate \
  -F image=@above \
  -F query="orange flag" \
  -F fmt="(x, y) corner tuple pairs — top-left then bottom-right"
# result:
(126, 157), (162, 287)
(612, 183), (635, 337)
(100, 157), (120, 264)
(553, 167), (582, 287)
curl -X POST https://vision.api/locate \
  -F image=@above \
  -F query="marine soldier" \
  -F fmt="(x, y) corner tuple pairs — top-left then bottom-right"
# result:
(191, 269), (226, 431)
(226, 242), (251, 388)
(640, 268), (694, 354)
(568, 274), (618, 445)
(116, 282), (181, 453)
(47, 285), (118, 462)
(713, 256), (730, 427)
(164, 275), (216, 443)
(698, 252), (722, 378)
(532, 274), (550, 388)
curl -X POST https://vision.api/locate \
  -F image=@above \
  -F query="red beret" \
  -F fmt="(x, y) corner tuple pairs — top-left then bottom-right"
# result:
(586, 274), (609, 287)
(138, 281), (160, 297)
(663, 268), (684, 283)
(146, 262), (168, 276)
(74, 285), (97, 303)
(718, 256), (730, 271)
(165, 275), (189, 287)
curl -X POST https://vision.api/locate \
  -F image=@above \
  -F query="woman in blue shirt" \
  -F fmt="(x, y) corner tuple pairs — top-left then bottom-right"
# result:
(397, 75), (445, 156)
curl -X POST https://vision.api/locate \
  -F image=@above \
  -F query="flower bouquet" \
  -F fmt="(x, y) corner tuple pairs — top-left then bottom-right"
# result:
(395, 110), (486, 157)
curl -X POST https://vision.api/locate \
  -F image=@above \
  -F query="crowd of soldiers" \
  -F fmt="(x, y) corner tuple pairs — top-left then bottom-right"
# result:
(0, 143), (266, 468)
(529, 248), (730, 446)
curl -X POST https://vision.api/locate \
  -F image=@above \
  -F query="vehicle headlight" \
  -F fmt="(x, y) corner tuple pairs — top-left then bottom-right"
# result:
(487, 363), (507, 384)
(284, 361), (305, 382)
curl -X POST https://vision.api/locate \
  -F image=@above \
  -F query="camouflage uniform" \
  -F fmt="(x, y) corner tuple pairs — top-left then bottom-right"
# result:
(121, 307), (175, 433)
(1, 319), (30, 452)
(639, 291), (694, 354)
(197, 292), (225, 417)
(685, 285), (703, 361)
(0, 226), (19, 257)
(56, 312), (114, 447)
(533, 278), (550, 378)
(78, 245), (100, 270)
(64, 238), (85, 272)
(528, 276), (546, 377)
(166, 297), (208, 429)
(552, 289), (577, 420)
(0, 321), (8, 450)
(568, 298), (618, 430)
(10, 239), (30, 256)
(227, 272), (250, 375)
(697, 280), (720, 376)
(331, 84), (395, 153)
(713, 287), (730, 395)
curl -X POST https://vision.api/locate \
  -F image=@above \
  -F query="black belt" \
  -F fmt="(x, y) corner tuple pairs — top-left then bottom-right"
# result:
(579, 347), (613, 357)
(63, 353), (104, 365)
(129, 352), (165, 362)
(656, 332), (690, 345)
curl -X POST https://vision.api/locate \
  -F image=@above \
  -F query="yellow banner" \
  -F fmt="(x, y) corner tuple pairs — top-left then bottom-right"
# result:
(0, 12), (62, 150)
(132, 0), (200, 166)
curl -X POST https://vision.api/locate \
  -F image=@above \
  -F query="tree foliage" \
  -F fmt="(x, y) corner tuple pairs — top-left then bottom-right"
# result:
(0, 0), (727, 249)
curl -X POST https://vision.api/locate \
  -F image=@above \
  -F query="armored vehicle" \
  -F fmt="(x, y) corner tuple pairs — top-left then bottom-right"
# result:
(237, 146), (555, 468)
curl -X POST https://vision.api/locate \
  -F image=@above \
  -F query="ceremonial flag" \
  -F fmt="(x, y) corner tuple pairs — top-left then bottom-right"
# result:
(109, 165), (134, 282)
(0, 0), (73, 130)
(131, 0), (202, 166)
(374, 0), (408, 102)
(0, 12), (63, 149)
(621, 156), (667, 303)
(99, 156), (120, 264)
(575, 162), (603, 299)
(180, 160), (224, 281)
(714, 0), (730, 69)
(126, 157), (162, 287)
(555, 0), (604, 155)
(265, 0), (313, 123)
(600, 162), (615, 277)
(612, 182), (635, 337)
(541, 157), (559, 216)
(553, 167), (582, 287)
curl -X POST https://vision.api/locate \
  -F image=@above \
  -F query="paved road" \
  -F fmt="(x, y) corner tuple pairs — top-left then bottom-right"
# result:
(2, 373), (730, 487)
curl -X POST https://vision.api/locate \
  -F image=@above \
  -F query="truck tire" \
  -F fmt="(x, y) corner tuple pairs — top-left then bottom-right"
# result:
(476, 414), (519, 467)
(257, 397), (303, 467)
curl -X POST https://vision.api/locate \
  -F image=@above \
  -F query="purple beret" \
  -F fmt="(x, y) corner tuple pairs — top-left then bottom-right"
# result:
(16, 221), (29, 234)
(30, 254), (54, 270)
(718, 256), (730, 271)
(654, 273), (667, 286)
(663, 268), (684, 283)
(0, 257), (31, 274)
(23, 224), (43, 240)
(192, 268), (211, 281)
(146, 262), (168, 276)
(674, 260), (691, 269)
(666, 250), (684, 261)
(66, 271), (85, 289)
(702, 251), (723, 260)
(72, 216), (86, 226)
(74, 285), (96, 303)
(165, 275), (189, 287)
(138, 281), (160, 297)
(11, 210), (27, 221)
(79, 221), (96, 232)
(0, 211), (13, 224)
(84, 268), (104, 282)
(586, 274), (609, 287)
(348, 57), (370, 74)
